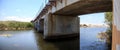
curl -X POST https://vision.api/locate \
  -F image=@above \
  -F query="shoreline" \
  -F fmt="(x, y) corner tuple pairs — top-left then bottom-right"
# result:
(80, 26), (109, 28)
(0, 28), (33, 31)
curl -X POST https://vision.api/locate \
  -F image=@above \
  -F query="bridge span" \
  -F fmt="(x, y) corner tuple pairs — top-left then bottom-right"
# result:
(31, 0), (120, 50)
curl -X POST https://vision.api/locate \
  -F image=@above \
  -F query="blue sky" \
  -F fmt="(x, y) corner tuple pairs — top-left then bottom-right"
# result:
(0, 0), (47, 22)
(79, 13), (105, 24)
(0, 0), (105, 24)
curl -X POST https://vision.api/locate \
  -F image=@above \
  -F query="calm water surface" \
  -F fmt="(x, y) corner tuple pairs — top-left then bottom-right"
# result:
(0, 27), (109, 50)
(80, 27), (109, 50)
(0, 30), (79, 50)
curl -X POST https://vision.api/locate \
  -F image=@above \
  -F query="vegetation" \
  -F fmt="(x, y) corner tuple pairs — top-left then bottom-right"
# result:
(80, 24), (88, 27)
(0, 21), (33, 30)
(97, 12), (112, 49)
(105, 12), (112, 48)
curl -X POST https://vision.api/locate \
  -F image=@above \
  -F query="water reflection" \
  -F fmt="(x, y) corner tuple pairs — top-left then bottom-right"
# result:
(0, 30), (39, 50)
(80, 27), (109, 50)
(0, 30), (79, 50)
(34, 31), (79, 50)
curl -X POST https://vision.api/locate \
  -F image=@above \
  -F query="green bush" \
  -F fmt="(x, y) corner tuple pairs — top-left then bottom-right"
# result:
(0, 21), (33, 30)
(105, 12), (112, 49)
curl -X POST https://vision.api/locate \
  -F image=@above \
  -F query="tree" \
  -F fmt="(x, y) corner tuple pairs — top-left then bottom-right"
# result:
(105, 12), (112, 30)
(105, 12), (112, 49)
(26, 23), (33, 28)
(0, 21), (33, 30)
(0, 23), (7, 30)
(9, 22), (15, 28)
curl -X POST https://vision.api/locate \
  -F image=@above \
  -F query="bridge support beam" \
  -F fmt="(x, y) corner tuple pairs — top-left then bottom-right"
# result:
(44, 14), (79, 39)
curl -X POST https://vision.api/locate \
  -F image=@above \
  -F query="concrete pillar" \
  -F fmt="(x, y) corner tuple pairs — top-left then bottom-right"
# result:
(44, 13), (79, 39)
(34, 19), (44, 33)
(34, 22), (37, 30)
(39, 19), (44, 33)
(113, 0), (120, 50)
(36, 20), (40, 32)
(33, 20), (39, 32)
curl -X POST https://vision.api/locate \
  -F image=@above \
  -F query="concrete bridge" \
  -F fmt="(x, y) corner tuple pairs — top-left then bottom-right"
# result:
(32, 0), (120, 50)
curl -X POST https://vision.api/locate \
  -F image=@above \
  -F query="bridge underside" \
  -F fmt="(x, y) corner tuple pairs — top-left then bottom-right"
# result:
(54, 0), (112, 16)
(33, 0), (112, 39)
(32, 0), (120, 50)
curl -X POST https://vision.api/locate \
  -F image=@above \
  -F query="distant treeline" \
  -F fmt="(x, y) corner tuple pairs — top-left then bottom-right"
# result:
(0, 21), (33, 30)
(80, 24), (88, 27)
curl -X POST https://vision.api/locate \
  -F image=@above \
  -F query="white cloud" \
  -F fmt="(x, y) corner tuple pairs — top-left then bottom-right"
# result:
(3, 16), (32, 22)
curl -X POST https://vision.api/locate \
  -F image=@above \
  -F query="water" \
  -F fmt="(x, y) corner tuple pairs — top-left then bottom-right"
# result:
(80, 27), (109, 50)
(0, 27), (109, 50)
(0, 30), (79, 50)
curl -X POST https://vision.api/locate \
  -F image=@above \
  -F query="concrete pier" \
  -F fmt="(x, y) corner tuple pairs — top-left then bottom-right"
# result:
(44, 13), (79, 39)
(112, 0), (120, 50)
(32, 0), (113, 48)
(32, 0), (112, 39)
(30, 0), (120, 49)
(39, 19), (44, 33)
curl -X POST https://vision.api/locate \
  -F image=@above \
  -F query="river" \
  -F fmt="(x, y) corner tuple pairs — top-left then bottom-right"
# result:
(80, 27), (109, 50)
(0, 27), (109, 50)
(0, 30), (79, 50)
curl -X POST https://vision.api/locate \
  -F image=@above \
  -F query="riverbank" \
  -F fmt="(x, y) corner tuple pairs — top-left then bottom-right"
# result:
(0, 21), (33, 31)
(80, 24), (109, 28)
(0, 28), (33, 31)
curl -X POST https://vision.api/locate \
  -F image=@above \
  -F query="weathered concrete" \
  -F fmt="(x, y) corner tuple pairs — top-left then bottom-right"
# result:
(33, 0), (112, 41)
(54, 0), (112, 15)
(34, 0), (112, 19)
(33, 22), (37, 30)
(33, 19), (44, 32)
(36, 20), (40, 32)
(44, 13), (79, 39)
(39, 19), (44, 32)
(113, 0), (120, 50)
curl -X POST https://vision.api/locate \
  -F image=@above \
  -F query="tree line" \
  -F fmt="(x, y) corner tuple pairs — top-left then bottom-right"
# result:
(105, 12), (112, 49)
(0, 21), (33, 30)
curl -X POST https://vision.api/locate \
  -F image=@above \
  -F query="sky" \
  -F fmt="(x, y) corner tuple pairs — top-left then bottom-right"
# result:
(0, 0), (105, 24)
(79, 13), (105, 25)
(0, 0), (47, 22)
